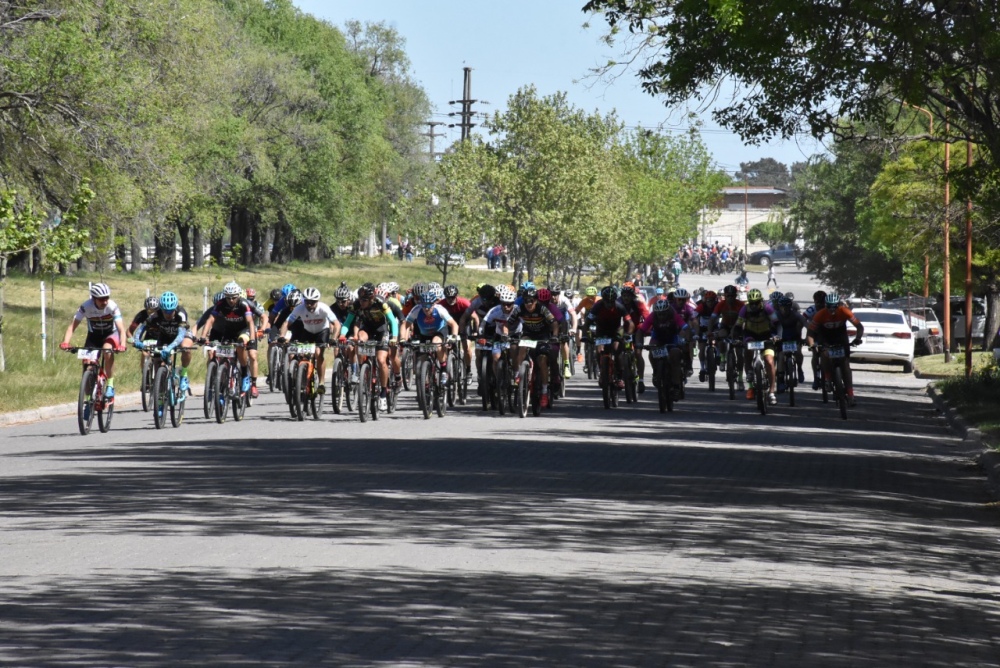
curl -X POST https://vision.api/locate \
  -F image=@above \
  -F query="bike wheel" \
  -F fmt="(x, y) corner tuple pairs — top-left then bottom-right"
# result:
(446, 353), (457, 409)
(416, 359), (432, 419)
(233, 382), (247, 422)
(401, 347), (413, 391)
(357, 363), (372, 423)
(170, 373), (185, 428)
(284, 358), (297, 410)
(203, 362), (217, 419)
(707, 347), (717, 392)
(97, 386), (115, 433)
(152, 365), (169, 430)
(754, 364), (767, 415)
(344, 362), (355, 412)
(600, 355), (611, 409)
(517, 360), (531, 418)
(141, 356), (153, 412)
(330, 357), (344, 414)
(834, 365), (848, 420)
(77, 367), (97, 436)
(569, 341), (576, 377)
(786, 356), (797, 407)
(435, 370), (447, 418)
(386, 380), (398, 414)
(480, 355), (491, 411)
(267, 344), (279, 392)
(309, 368), (323, 420)
(624, 354), (637, 404)
(726, 349), (737, 400)
(496, 358), (508, 416)
(215, 364), (229, 424)
(586, 343), (595, 380)
(293, 362), (307, 421)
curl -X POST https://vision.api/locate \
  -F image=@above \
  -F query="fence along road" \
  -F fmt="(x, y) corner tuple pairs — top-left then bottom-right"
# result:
(0, 350), (998, 665)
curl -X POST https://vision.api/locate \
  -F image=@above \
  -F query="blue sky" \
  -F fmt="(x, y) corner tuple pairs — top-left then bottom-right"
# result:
(293, 0), (828, 175)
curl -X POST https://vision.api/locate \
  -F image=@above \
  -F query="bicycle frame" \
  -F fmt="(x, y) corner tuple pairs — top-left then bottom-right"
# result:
(68, 347), (119, 435)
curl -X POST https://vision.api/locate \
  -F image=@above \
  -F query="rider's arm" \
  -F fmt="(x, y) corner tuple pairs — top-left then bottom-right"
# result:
(385, 304), (399, 339)
(339, 312), (355, 337)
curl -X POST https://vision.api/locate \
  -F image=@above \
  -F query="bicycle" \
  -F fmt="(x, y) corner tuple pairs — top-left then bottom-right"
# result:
(777, 340), (800, 407)
(354, 339), (382, 423)
(446, 338), (463, 409)
(594, 334), (621, 409)
(146, 345), (198, 429)
(815, 342), (858, 420)
(205, 340), (249, 423)
(139, 351), (155, 412)
(410, 340), (449, 419)
(621, 335), (640, 404)
(583, 324), (598, 381)
(399, 343), (414, 392)
(67, 347), (120, 436)
(329, 342), (354, 415)
(650, 343), (684, 413)
(287, 341), (328, 421)
(474, 337), (497, 411)
(745, 340), (770, 416)
(266, 336), (285, 393)
(722, 338), (740, 400)
(699, 334), (720, 392)
(494, 336), (519, 416)
(514, 338), (547, 418)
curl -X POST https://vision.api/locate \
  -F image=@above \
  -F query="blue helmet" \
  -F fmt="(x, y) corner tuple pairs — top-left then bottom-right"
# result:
(281, 283), (296, 297)
(520, 280), (535, 291)
(420, 291), (438, 307)
(159, 291), (178, 311)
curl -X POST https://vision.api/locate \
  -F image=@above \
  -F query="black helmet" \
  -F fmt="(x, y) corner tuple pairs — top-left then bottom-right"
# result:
(444, 284), (459, 298)
(601, 285), (619, 302)
(357, 282), (376, 299)
(270, 288), (282, 301)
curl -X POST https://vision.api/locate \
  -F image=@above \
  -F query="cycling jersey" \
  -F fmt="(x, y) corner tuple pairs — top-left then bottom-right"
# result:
(341, 297), (399, 338)
(575, 295), (599, 314)
(438, 296), (471, 321)
(211, 298), (254, 327)
(128, 309), (160, 339)
(140, 307), (191, 348)
(405, 304), (454, 337)
(75, 298), (123, 335)
(695, 301), (719, 329)
(506, 302), (556, 339)
(287, 302), (339, 334)
(713, 298), (745, 329)
(480, 305), (520, 337)
(735, 303), (781, 340)
(639, 312), (689, 346)
(808, 305), (861, 346)
(586, 299), (631, 336)
(776, 307), (807, 341)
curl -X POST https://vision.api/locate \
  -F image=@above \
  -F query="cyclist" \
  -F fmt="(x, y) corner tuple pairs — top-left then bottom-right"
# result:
(732, 288), (781, 405)
(585, 286), (632, 390)
(128, 296), (162, 373)
(462, 284), (501, 393)
(133, 291), (196, 392)
(402, 289), (460, 390)
(618, 283), (650, 391)
(199, 281), (259, 398)
(59, 283), (128, 399)
(500, 286), (559, 408)
(775, 295), (808, 390)
(339, 282), (399, 411)
(480, 284), (520, 368)
(438, 284), (473, 381)
(377, 283), (406, 387)
(806, 292), (865, 406)
(671, 287), (698, 377)
(694, 290), (720, 381)
(639, 299), (691, 398)
(803, 290), (827, 390)
(709, 285), (746, 386)
(278, 287), (340, 395)
(549, 284), (579, 378)
(574, 286), (600, 367)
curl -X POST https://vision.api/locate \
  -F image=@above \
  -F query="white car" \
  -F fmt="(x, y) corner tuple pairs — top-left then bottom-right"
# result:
(846, 308), (915, 373)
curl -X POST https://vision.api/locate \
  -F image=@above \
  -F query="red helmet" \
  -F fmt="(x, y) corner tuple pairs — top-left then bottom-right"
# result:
(537, 288), (552, 303)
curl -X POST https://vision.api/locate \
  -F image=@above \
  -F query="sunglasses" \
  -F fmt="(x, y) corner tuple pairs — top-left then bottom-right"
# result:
(306, 300), (319, 307)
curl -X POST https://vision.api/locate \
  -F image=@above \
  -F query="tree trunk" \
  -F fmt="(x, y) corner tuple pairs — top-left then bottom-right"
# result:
(210, 232), (224, 266)
(271, 213), (293, 264)
(984, 288), (1000, 352)
(262, 225), (275, 266)
(193, 226), (204, 268)
(178, 220), (192, 272)
(250, 214), (265, 266)
(153, 224), (176, 272)
(130, 232), (144, 272)
(0, 256), (7, 372)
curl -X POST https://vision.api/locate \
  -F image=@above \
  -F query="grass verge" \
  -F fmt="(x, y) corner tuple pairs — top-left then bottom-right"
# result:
(0, 257), (545, 415)
(914, 351), (994, 378)
(934, 354), (1000, 447)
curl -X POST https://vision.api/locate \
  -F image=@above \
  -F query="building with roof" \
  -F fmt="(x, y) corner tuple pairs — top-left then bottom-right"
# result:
(698, 186), (789, 253)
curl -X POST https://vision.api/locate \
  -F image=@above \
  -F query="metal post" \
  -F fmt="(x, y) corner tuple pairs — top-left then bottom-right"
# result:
(203, 286), (208, 312)
(40, 281), (46, 362)
(965, 138), (974, 378)
(943, 121), (951, 363)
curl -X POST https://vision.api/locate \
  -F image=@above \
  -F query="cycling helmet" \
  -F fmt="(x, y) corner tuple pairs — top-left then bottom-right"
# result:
(537, 288), (552, 303)
(497, 285), (516, 304)
(144, 296), (160, 310)
(374, 284), (389, 299)
(655, 287), (664, 295)
(444, 284), (459, 298)
(270, 288), (282, 301)
(601, 285), (619, 302)
(281, 283), (296, 297)
(245, 288), (257, 301)
(90, 282), (111, 299)
(585, 286), (598, 297)
(747, 288), (764, 304)
(653, 299), (675, 316)
(784, 292), (795, 302)
(723, 285), (738, 299)
(385, 281), (399, 294)
(523, 287), (539, 301)
(420, 291), (438, 307)
(334, 282), (352, 301)
(813, 290), (827, 304)
(520, 280), (535, 291)
(621, 284), (636, 299)
(622, 281), (635, 290)
(673, 287), (690, 300)
(479, 284), (497, 301)
(825, 292), (840, 307)
(357, 282), (376, 299)
(702, 290), (718, 302)
(286, 289), (303, 307)
(302, 287), (321, 302)
(769, 290), (784, 304)
(779, 295), (795, 308)
(565, 290), (575, 299)
(475, 282), (487, 292)
(411, 282), (427, 299)
(223, 281), (241, 297)
(213, 292), (225, 304)
(427, 282), (443, 301)
(159, 292), (178, 311)
(549, 284), (563, 294)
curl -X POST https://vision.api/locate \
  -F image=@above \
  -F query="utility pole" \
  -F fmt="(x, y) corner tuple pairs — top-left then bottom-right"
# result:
(449, 67), (477, 141)
(422, 121), (446, 161)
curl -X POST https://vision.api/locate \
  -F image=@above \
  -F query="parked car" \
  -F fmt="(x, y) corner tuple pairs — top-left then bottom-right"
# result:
(879, 297), (943, 355)
(423, 243), (466, 267)
(747, 242), (800, 267)
(845, 307), (915, 372)
(934, 296), (986, 351)
(638, 285), (659, 303)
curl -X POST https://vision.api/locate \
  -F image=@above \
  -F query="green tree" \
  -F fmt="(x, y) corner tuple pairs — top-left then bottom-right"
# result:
(735, 158), (790, 189)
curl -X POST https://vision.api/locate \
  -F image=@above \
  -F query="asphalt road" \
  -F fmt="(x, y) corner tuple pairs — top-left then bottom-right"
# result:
(3, 336), (1000, 666)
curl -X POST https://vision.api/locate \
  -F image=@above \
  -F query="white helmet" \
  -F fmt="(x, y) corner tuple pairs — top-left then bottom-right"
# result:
(497, 285), (516, 304)
(302, 287), (321, 301)
(90, 282), (111, 298)
(385, 281), (399, 294)
(223, 281), (241, 297)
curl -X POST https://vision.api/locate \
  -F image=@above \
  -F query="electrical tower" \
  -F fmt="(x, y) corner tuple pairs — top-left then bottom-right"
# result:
(448, 67), (477, 141)
(422, 121), (446, 161)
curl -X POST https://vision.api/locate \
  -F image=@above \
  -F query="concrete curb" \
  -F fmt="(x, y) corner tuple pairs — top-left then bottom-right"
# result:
(925, 383), (1000, 495)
